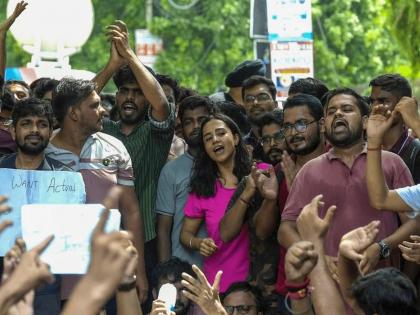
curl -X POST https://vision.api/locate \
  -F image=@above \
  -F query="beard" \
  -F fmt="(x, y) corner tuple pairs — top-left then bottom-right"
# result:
(184, 129), (201, 148)
(287, 126), (321, 156)
(325, 124), (363, 148)
(17, 135), (49, 155)
(266, 147), (283, 164)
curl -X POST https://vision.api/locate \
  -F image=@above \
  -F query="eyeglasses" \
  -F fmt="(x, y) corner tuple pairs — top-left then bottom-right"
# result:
(244, 93), (272, 104)
(260, 131), (285, 146)
(282, 120), (317, 134)
(224, 305), (256, 315)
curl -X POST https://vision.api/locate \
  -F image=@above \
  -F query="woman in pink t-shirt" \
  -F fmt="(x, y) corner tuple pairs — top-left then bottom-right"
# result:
(180, 114), (251, 292)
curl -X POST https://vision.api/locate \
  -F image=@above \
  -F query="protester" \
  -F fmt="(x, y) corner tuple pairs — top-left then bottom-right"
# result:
(210, 60), (266, 106)
(156, 96), (213, 265)
(221, 282), (263, 315)
(288, 77), (329, 101)
(94, 22), (175, 308)
(180, 114), (251, 292)
(369, 74), (420, 183)
(242, 75), (277, 162)
(45, 77), (146, 307)
(30, 78), (59, 102)
(0, 90), (17, 158)
(279, 88), (418, 280)
(258, 112), (286, 165)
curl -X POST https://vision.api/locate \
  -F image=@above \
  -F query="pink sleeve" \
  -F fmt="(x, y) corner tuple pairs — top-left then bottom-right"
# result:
(184, 192), (205, 219)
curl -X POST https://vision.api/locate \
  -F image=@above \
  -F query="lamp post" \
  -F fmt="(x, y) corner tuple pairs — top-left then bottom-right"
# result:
(6, 0), (94, 70)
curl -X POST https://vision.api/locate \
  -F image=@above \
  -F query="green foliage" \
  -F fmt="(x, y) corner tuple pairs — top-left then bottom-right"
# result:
(0, 0), (418, 96)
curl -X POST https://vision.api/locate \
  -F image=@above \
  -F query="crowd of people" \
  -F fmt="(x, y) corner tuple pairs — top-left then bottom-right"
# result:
(0, 1), (419, 315)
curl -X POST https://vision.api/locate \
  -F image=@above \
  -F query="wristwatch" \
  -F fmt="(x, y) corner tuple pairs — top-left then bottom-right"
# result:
(378, 240), (391, 260)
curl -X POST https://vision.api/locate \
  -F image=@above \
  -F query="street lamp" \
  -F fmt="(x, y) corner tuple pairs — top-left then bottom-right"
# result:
(6, 0), (94, 69)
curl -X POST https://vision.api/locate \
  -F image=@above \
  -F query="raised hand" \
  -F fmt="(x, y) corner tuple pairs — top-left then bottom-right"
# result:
(296, 195), (336, 241)
(366, 105), (393, 147)
(0, 195), (12, 214)
(254, 166), (279, 200)
(106, 20), (133, 61)
(399, 235), (420, 264)
(281, 151), (298, 191)
(199, 238), (218, 257)
(181, 265), (227, 315)
(0, 1), (27, 34)
(285, 241), (318, 283)
(339, 221), (380, 262)
(393, 97), (420, 132)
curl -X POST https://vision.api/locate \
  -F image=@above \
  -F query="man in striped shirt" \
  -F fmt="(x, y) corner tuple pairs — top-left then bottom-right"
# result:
(46, 78), (147, 309)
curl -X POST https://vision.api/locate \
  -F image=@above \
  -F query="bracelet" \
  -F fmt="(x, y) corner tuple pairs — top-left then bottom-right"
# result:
(239, 197), (250, 206)
(285, 277), (310, 292)
(284, 292), (313, 314)
(118, 275), (137, 292)
(367, 146), (382, 151)
(189, 237), (194, 249)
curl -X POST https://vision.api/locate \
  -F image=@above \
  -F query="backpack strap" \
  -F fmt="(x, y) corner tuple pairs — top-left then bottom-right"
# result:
(401, 138), (420, 176)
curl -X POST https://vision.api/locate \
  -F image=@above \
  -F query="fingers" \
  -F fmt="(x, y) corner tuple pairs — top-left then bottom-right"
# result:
(0, 220), (12, 233)
(93, 208), (110, 237)
(191, 264), (211, 288)
(0, 195), (11, 213)
(324, 205), (337, 226)
(114, 20), (128, 33)
(33, 235), (54, 255)
(410, 235), (420, 242)
(212, 270), (223, 294)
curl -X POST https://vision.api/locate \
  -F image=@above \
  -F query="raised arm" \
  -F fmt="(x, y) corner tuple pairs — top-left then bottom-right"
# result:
(219, 176), (255, 242)
(296, 195), (346, 315)
(394, 97), (420, 136)
(106, 21), (169, 121)
(366, 105), (413, 211)
(0, 1), (27, 78)
(338, 220), (380, 312)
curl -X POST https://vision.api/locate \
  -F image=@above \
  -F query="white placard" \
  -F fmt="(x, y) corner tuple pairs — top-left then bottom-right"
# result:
(21, 204), (121, 274)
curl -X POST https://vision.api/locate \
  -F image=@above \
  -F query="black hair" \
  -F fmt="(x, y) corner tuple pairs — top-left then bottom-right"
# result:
(258, 112), (283, 135)
(352, 268), (418, 315)
(216, 100), (250, 135)
(322, 88), (370, 117)
(288, 77), (329, 101)
(284, 93), (324, 121)
(177, 87), (199, 104)
(0, 89), (16, 112)
(369, 74), (412, 98)
(156, 74), (181, 102)
(5, 80), (30, 91)
(52, 78), (96, 124)
(12, 97), (53, 128)
(151, 257), (193, 290)
(242, 75), (276, 100)
(221, 282), (263, 312)
(31, 78), (59, 99)
(100, 93), (116, 112)
(113, 65), (137, 89)
(190, 113), (251, 197)
(178, 95), (215, 123)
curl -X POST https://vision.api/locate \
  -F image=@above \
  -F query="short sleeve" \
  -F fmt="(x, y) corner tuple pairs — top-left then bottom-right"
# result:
(184, 193), (204, 219)
(396, 184), (420, 216)
(155, 164), (176, 216)
(391, 155), (415, 188)
(117, 145), (134, 186)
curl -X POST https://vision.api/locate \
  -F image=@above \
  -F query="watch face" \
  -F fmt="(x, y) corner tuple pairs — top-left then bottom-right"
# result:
(383, 247), (391, 258)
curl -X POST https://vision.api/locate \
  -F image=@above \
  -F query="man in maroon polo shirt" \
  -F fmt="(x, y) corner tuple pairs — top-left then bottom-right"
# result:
(279, 88), (418, 277)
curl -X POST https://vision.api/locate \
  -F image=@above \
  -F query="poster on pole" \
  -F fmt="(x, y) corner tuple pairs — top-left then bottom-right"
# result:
(135, 29), (163, 69)
(266, 0), (314, 101)
(270, 41), (314, 99)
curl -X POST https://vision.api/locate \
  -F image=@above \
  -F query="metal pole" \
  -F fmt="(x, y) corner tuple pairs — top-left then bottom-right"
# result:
(146, 0), (153, 28)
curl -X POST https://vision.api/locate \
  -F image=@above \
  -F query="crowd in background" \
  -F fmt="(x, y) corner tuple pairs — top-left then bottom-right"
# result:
(0, 2), (420, 315)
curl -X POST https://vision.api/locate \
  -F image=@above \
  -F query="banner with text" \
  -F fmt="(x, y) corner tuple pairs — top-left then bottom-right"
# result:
(0, 169), (86, 255)
(22, 204), (121, 274)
